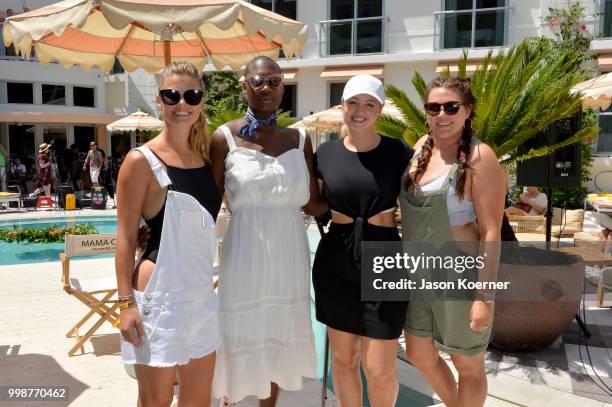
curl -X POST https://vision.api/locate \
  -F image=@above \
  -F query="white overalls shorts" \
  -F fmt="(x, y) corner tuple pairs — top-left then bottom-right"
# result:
(121, 146), (220, 367)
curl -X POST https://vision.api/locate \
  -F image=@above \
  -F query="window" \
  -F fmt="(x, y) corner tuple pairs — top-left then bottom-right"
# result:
(323, 0), (384, 56)
(73, 86), (95, 107)
(43, 126), (68, 150)
(279, 84), (297, 117)
(74, 126), (95, 154)
(603, 0), (612, 37)
(251, 0), (296, 19)
(8, 124), (35, 172)
(329, 82), (346, 107)
(7, 82), (34, 104)
(438, 0), (508, 50)
(597, 106), (612, 154)
(42, 84), (66, 105)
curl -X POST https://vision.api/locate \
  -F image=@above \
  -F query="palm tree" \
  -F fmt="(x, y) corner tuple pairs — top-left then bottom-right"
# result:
(376, 37), (599, 165)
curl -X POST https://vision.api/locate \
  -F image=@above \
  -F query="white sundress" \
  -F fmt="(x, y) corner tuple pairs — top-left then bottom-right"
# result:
(213, 126), (316, 402)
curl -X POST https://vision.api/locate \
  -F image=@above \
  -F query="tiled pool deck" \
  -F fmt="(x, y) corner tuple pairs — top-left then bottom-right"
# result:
(0, 207), (610, 406)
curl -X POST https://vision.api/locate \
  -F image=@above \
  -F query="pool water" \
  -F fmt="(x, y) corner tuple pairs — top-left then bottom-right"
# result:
(1, 216), (438, 406)
(0, 217), (117, 265)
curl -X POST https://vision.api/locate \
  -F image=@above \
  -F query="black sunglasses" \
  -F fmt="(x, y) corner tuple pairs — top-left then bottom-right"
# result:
(424, 101), (463, 116)
(159, 89), (204, 106)
(246, 74), (283, 90)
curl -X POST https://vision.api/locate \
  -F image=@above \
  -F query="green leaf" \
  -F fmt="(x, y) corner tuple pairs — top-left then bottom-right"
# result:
(412, 72), (428, 103)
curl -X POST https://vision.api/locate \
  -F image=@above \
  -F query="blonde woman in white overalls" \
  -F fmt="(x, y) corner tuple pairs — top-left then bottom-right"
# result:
(116, 62), (221, 407)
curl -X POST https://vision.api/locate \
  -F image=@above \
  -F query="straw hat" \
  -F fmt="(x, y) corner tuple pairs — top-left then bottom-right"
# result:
(38, 143), (50, 153)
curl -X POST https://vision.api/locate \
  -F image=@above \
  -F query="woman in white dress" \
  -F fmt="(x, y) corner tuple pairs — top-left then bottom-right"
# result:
(209, 56), (328, 406)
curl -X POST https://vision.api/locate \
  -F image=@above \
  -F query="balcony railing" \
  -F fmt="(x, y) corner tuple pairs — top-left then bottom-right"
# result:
(433, 6), (512, 51)
(318, 16), (388, 57)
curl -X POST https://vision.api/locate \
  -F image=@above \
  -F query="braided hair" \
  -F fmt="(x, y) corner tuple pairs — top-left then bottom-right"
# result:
(406, 77), (476, 199)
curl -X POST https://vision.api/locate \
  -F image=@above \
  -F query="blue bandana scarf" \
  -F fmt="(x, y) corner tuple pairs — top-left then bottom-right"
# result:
(238, 107), (277, 139)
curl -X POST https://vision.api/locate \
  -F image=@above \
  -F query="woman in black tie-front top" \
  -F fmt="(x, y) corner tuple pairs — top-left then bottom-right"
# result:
(312, 75), (412, 407)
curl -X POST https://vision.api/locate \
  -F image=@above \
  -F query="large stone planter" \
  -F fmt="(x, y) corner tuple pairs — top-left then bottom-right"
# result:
(489, 246), (584, 352)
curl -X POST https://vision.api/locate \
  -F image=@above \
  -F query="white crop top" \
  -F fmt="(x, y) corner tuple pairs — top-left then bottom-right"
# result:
(419, 167), (476, 226)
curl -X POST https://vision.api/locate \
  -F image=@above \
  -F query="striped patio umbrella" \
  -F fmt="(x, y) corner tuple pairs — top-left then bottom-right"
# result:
(298, 100), (403, 131)
(571, 72), (612, 110)
(291, 100), (403, 148)
(2, 0), (308, 73)
(106, 111), (163, 132)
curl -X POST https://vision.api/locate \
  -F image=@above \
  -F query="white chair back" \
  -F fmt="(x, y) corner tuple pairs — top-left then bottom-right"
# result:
(64, 234), (117, 258)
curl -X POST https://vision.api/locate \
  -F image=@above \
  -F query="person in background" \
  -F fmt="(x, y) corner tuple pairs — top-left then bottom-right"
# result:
(61, 144), (79, 190)
(98, 147), (116, 206)
(30, 143), (53, 197)
(505, 186), (547, 216)
(10, 158), (27, 195)
(3, 9), (16, 56)
(83, 141), (103, 187)
(0, 143), (7, 191)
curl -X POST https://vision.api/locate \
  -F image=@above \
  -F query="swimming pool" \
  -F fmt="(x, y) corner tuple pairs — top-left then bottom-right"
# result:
(0, 216), (117, 265)
(0, 216), (438, 405)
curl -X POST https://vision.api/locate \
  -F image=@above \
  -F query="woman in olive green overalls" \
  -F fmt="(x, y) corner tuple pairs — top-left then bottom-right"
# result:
(400, 77), (505, 407)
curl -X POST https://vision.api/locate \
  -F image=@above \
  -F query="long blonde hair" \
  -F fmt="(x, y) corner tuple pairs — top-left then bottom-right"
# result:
(159, 62), (211, 163)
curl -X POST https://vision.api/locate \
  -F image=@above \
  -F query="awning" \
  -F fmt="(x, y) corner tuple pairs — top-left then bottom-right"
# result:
(239, 68), (298, 83)
(598, 54), (612, 71)
(571, 71), (612, 110)
(0, 111), (121, 125)
(320, 65), (384, 79)
(436, 60), (484, 75)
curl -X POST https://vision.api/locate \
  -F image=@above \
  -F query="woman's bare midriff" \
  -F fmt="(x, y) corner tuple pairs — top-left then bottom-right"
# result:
(331, 211), (397, 228)
(450, 222), (481, 256)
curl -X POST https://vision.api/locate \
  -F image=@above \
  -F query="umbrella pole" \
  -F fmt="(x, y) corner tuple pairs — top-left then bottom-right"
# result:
(163, 40), (171, 66)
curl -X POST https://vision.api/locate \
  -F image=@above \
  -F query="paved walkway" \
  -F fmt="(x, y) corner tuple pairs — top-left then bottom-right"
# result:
(0, 210), (610, 406)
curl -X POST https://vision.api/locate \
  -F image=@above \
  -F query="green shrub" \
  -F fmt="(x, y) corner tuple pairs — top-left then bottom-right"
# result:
(0, 223), (98, 243)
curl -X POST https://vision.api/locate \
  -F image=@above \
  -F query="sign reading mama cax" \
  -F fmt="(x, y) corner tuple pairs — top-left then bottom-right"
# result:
(65, 234), (117, 257)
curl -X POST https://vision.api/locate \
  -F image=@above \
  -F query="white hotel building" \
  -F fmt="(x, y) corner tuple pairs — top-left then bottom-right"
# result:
(1, 0), (612, 190)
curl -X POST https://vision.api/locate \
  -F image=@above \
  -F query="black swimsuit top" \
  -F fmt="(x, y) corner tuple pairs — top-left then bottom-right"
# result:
(314, 136), (413, 259)
(142, 154), (221, 263)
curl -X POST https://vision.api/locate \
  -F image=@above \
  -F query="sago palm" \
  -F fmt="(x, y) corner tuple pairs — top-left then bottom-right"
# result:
(376, 37), (599, 165)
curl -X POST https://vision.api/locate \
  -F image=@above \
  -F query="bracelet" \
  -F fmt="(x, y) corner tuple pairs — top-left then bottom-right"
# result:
(118, 300), (136, 311)
(118, 295), (133, 302)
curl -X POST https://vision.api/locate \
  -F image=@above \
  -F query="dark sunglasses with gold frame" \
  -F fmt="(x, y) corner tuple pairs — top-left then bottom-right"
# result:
(245, 74), (283, 90)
